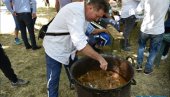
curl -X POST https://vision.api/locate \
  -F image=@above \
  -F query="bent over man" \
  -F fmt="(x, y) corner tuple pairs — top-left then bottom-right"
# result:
(43, 0), (109, 97)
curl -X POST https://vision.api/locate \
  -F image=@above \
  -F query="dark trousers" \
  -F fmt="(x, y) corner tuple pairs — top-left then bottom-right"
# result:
(16, 12), (37, 48)
(162, 42), (170, 56)
(162, 27), (170, 56)
(123, 15), (136, 47)
(0, 44), (18, 83)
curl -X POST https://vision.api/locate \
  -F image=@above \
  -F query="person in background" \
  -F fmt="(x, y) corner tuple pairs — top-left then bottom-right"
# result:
(55, 0), (72, 12)
(43, 0), (109, 97)
(7, 0), (41, 50)
(97, 0), (119, 31)
(109, 0), (121, 31)
(45, 0), (72, 12)
(120, 0), (140, 51)
(161, 6), (170, 60)
(136, 0), (169, 75)
(44, 0), (50, 7)
(0, 43), (29, 87)
(86, 23), (111, 52)
(3, 0), (22, 45)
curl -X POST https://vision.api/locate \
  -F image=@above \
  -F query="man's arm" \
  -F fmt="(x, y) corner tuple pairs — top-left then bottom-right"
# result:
(3, 0), (14, 14)
(30, 0), (36, 13)
(30, 0), (37, 19)
(55, 0), (60, 12)
(92, 28), (109, 35)
(80, 44), (108, 70)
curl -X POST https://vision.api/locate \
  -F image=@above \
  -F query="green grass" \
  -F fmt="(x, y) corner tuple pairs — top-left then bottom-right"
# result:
(0, 1), (5, 6)
(0, 7), (170, 97)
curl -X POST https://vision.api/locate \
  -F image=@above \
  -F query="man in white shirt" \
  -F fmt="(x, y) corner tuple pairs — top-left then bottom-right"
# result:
(43, 0), (109, 97)
(136, 0), (169, 75)
(121, 0), (140, 51)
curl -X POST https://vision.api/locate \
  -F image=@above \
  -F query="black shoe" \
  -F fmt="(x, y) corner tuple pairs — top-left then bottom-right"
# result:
(11, 79), (29, 87)
(144, 70), (153, 75)
(70, 83), (75, 90)
(26, 45), (32, 49)
(32, 46), (41, 50)
(136, 65), (142, 72)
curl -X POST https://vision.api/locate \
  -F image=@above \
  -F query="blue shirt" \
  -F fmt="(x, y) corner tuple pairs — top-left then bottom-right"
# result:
(3, 0), (37, 14)
(85, 23), (95, 36)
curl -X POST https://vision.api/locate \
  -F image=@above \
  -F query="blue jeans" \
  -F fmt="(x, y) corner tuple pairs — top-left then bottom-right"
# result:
(13, 15), (20, 31)
(45, 54), (77, 97)
(137, 32), (163, 72)
(46, 54), (62, 97)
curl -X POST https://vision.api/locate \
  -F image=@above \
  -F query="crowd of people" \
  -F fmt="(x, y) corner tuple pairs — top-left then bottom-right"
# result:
(0, 0), (41, 88)
(0, 0), (170, 97)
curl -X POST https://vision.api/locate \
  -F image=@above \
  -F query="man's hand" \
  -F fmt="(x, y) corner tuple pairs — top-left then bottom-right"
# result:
(103, 29), (109, 34)
(98, 57), (108, 70)
(13, 11), (17, 16)
(80, 44), (108, 70)
(32, 13), (37, 19)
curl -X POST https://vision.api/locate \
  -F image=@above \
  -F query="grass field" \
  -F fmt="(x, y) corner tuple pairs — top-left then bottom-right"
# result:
(0, 6), (170, 97)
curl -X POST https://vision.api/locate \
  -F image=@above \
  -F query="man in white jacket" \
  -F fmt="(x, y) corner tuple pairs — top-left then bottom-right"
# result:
(43, 0), (109, 97)
(136, 0), (169, 75)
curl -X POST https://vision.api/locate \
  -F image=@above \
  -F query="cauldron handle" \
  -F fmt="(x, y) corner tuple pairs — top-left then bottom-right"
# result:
(126, 56), (135, 67)
(64, 65), (75, 90)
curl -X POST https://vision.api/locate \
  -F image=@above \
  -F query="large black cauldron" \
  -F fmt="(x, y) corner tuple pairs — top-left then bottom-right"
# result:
(70, 55), (135, 97)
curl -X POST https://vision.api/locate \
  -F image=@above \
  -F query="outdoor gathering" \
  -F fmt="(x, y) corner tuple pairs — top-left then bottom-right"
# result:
(0, 0), (170, 97)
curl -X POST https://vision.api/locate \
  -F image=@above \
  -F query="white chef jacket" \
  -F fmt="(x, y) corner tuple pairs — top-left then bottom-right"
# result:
(43, 2), (88, 65)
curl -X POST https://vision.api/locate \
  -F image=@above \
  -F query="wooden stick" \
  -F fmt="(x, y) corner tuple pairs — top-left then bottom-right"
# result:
(106, 24), (124, 40)
(91, 22), (124, 39)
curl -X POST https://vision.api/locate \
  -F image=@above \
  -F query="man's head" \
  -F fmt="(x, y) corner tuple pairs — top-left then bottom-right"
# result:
(85, 0), (109, 21)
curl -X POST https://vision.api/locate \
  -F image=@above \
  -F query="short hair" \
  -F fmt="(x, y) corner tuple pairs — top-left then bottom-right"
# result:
(86, 0), (109, 13)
